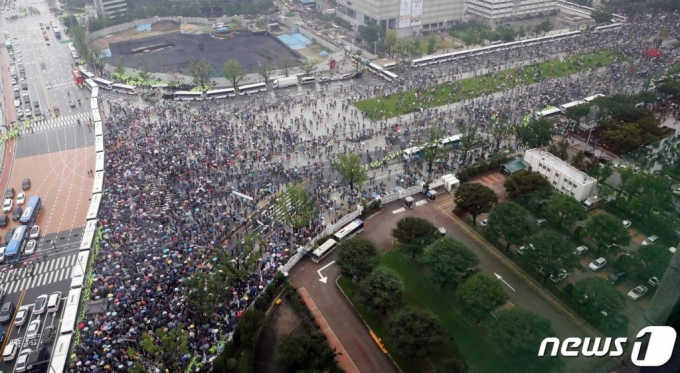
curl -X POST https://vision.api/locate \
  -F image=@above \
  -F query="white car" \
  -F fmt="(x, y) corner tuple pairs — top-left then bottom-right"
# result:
(641, 235), (659, 246)
(34, 294), (48, 315)
(627, 285), (648, 301)
(14, 306), (29, 326)
(622, 220), (631, 228)
(648, 276), (660, 287)
(588, 257), (607, 271)
(24, 239), (36, 255)
(16, 193), (25, 205)
(574, 246), (589, 256)
(517, 243), (535, 256)
(29, 225), (40, 239)
(549, 269), (569, 283)
(26, 319), (41, 340)
(15, 348), (31, 373)
(2, 198), (13, 213)
(479, 219), (488, 228)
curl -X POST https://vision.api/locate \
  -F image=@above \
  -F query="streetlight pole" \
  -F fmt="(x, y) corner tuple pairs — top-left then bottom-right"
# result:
(373, 41), (377, 56)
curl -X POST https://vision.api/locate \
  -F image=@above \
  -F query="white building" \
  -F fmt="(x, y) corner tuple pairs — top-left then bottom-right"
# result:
(466, 0), (558, 22)
(523, 148), (597, 202)
(94, 0), (127, 18)
(335, 0), (465, 38)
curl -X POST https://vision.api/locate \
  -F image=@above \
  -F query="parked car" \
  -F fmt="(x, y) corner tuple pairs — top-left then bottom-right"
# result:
(0, 215), (7, 228)
(14, 348), (31, 373)
(14, 306), (29, 326)
(648, 276), (660, 287)
(642, 235), (660, 246)
(33, 294), (48, 315)
(622, 220), (632, 228)
(2, 198), (13, 213)
(23, 240), (36, 255)
(549, 269), (569, 283)
(4, 187), (14, 199)
(29, 225), (40, 239)
(21, 178), (30, 190)
(26, 319), (41, 339)
(574, 246), (589, 256)
(517, 244), (535, 256)
(627, 285), (648, 300)
(479, 219), (488, 228)
(0, 301), (15, 323)
(588, 257), (608, 271)
(16, 193), (25, 205)
(11, 206), (22, 220)
(536, 218), (547, 227)
(607, 272), (626, 285)
(40, 325), (56, 344)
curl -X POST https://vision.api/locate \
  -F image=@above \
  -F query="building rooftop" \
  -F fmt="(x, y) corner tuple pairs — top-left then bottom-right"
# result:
(525, 148), (596, 185)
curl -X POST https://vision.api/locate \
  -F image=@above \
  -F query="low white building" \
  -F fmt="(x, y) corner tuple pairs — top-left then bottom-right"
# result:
(523, 148), (597, 202)
(466, 0), (558, 23)
(94, 0), (127, 18)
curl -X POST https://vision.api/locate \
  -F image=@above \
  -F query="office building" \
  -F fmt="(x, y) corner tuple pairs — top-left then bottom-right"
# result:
(335, 0), (465, 38)
(94, 0), (127, 18)
(466, 0), (557, 22)
(523, 148), (597, 202)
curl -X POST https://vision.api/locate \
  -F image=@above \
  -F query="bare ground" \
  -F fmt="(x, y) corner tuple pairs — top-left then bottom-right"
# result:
(254, 299), (308, 373)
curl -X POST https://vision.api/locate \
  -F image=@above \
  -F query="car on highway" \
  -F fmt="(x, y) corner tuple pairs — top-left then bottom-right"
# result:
(47, 291), (62, 313)
(11, 206), (22, 220)
(622, 220), (632, 228)
(479, 219), (488, 228)
(29, 225), (40, 239)
(26, 319), (41, 340)
(24, 108), (32, 117)
(69, 100), (76, 108)
(34, 295), (48, 315)
(4, 187), (14, 199)
(17, 192), (25, 205)
(318, 76), (331, 84)
(628, 285), (648, 301)
(2, 343), (18, 361)
(0, 215), (7, 228)
(24, 239), (36, 255)
(34, 107), (41, 116)
(2, 198), (13, 213)
(0, 301), (15, 323)
(574, 245), (589, 256)
(21, 178), (30, 190)
(588, 257), (608, 271)
(14, 348), (31, 373)
(14, 306), (30, 326)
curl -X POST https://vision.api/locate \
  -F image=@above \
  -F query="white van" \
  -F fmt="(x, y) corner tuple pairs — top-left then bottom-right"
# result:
(47, 292), (62, 313)
(2, 343), (18, 361)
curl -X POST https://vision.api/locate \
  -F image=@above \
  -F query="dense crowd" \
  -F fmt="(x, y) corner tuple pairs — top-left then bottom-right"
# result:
(67, 10), (680, 373)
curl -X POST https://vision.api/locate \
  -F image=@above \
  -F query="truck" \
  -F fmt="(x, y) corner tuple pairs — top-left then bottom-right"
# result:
(272, 76), (298, 89)
(53, 27), (61, 39)
(582, 195), (607, 211)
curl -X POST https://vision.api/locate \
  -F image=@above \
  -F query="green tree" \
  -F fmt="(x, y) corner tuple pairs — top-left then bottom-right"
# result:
(184, 271), (226, 321)
(274, 184), (318, 230)
(223, 59), (246, 89)
(624, 173), (675, 218)
(336, 237), (380, 283)
(584, 213), (631, 254)
(435, 359), (469, 373)
(456, 273), (508, 322)
(486, 202), (535, 250)
(137, 65), (152, 82)
(571, 150), (587, 171)
(547, 140), (569, 161)
(388, 307), (447, 358)
(140, 325), (190, 372)
(454, 183), (498, 225)
(234, 310), (266, 348)
(69, 24), (87, 53)
(188, 60), (213, 91)
(632, 244), (673, 282)
(385, 29), (398, 54)
(421, 238), (479, 288)
(257, 60), (275, 84)
(358, 23), (381, 44)
(421, 127), (446, 173)
(490, 309), (563, 373)
(412, 38), (423, 56)
(503, 170), (551, 199)
(616, 166), (635, 198)
(603, 123), (646, 154)
(360, 267), (404, 315)
(426, 34), (438, 54)
(278, 57), (296, 77)
(489, 115), (511, 151)
(657, 81), (680, 97)
(591, 7), (614, 24)
(516, 119), (554, 148)
(542, 194), (587, 229)
(538, 20), (553, 34)
(392, 216), (437, 246)
(525, 231), (580, 282)
(333, 152), (369, 191)
(459, 123), (478, 162)
(277, 334), (339, 372)
(573, 277), (626, 324)
(300, 59), (317, 76)
(114, 60), (126, 77)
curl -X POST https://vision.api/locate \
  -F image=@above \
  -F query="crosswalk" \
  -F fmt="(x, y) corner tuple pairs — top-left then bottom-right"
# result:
(0, 255), (77, 295)
(19, 112), (92, 135)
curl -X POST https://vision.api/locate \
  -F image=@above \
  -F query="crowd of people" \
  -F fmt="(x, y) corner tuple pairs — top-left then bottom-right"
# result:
(66, 10), (680, 373)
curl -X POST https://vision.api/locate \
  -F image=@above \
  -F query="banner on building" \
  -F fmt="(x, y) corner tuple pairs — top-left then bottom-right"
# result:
(398, 0), (412, 28)
(410, 0), (423, 26)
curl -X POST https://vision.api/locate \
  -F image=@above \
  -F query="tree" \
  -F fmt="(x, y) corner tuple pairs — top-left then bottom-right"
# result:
(184, 271), (226, 321)
(489, 115), (511, 151)
(435, 359), (469, 373)
(456, 273), (508, 322)
(426, 34), (438, 54)
(573, 277), (626, 324)
(114, 60), (126, 77)
(274, 184), (318, 230)
(188, 60), (213, 91)
(547, 140), (569, 160)
(454, 183), (498, 225)
(538, 20), (553, 34)
(234, 309), (266, 348)
(490, 309), (563, 372)
(278, 57), (295, 77)
(516, 119), (554, 148)
(459, 123), (478, 163)
(421, 127), (446, 173)
(277, 334), (339, 372)
(388, 307), (446, 358)
(333, 152), (369, 191)
(602, 123), (646, 154)
(257, 60), (275, 84)
(358, 23), (381, 44)
(336, 237), (380, 282)
(584, 213), (631, 254)
(421, 238), (479, 288)
(632, 244), (673, 281)
(360, 267), (404, 315)
(624, 173), (675, 218)
(616, 166), (635, 198)
(542, 194), (587, 229)
(524, 231), (580, 282)
(503, 170), (551, 199)
(385, 29), (398, 54)
(392, 216), (437, 246)
(137, 65), (152, 82)
(412, 38), (423, 57)
(300, 59), (317, 76)
(69, 25), (87, 53)
(222, 59), (245, 89)
(571, 150), (587, 171)
(486, 202), (535, 250)
(591, 7), (614, 24)
(140, 324), (190, 372)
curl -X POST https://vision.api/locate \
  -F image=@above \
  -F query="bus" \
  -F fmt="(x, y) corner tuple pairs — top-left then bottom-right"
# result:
(382, 61), (397, 70)
(19, 196), (42, 226)
(206, 88), (236, 100)
(310, 238), (337, 263)
(559, 100), (584, 114)
(380, 69), (399, 83)
(438, 134), (463, 148)
(300, 76), (316, 85)
(536, 107), (562, 118)
(93, 77), (113, 90)
(173, 91), (203, 101)
(70, 251), (90, 289)
(49, 335), (73, 373)
(5, 225), (28, 263)
(91, 86), (99, 99)
(332, 219), (364, 241)
(84, 79), (97, 91)
(72, 70), (84, 86)
(583, 94), (605, 103)
(402, 146), (422, 161)
(78, 66), (95, 79)
(237, 82), (267, 95)
(111, 83), (137, 95)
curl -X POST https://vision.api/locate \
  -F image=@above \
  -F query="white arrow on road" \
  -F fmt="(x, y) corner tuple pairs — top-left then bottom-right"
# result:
(317, 261), (335, 284)
(494, 273), (516, 292)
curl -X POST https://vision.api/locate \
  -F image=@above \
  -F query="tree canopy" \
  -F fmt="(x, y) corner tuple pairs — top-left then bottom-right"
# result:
(454, 183), (498, 224)
(421, 238), (479, 288)
(632, 244), (673, 282)
(516, 119), (555, 148)
(189, 59), (213, 91)
(392, 216), (438, 244)
(274, 184), (318, 230)
(360, 267), (404, 315)
(277, 333), (340, 372)
(223, 59), (246, 89)
(504, 170), (551, 199)
(388, 307), (447, 358)
(456, 273), (508, 322)
(542, 194), (587, 229)
(333, 152), (369, 191)
(486, 202), (535, 250)
(525, 231), (580, 282)
(336, 237), (380, 282)
(573, 277), (626, 325)
(584, 213), (631, 254)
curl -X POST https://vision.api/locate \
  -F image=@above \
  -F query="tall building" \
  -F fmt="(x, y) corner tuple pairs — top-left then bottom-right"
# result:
(335, 0), (465, 38)
(523, 148), (597, 202)
(466, 0), (557, 22)
(94, 0), (127, 18)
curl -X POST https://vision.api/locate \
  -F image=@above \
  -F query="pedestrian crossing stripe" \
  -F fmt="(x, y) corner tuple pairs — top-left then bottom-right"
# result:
(19, 112), (93, 135)
(0, 254), (77, 295)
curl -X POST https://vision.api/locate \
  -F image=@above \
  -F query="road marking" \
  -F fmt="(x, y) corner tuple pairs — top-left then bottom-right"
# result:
(415, 200), (428, 207)
(495, 273), (516, 291)
(317, 261), (335, 284)
(391, 207), (405, 214)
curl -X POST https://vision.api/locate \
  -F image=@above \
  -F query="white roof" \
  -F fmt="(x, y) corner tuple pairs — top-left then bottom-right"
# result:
(524, 149), (596, 185)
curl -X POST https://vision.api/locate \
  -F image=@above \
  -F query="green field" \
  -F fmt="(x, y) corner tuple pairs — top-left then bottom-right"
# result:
(338, 249), (513, 373)
(355, 50), (621, 120)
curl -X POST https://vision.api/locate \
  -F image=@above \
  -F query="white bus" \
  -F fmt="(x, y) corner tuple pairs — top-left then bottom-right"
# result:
(380, 69), (399, 83)
(310, 238), (338, 263)
(111, 83), (137, 95)
(382, 61), (397, 70)
(300, 76), (316, 85)
(332, 219), (365, 241)
(402, 146), (422, 161)
(559, 100), (584, 114)
(206, 88), (236, 100)
(536, 107), (561, 118)
(583, 94), (605, 103)
(438, 134), (462, 148)
(49, 334), (73, 373)
(78, 66), (95, 79)
(92, 77), (113, 90)
(237, 82), (267, 95)
(173, 91), (203, 101)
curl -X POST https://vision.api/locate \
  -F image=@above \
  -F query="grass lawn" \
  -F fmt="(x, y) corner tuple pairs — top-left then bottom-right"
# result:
(338, 249), (514, 373)
(355, 50), (621, 120)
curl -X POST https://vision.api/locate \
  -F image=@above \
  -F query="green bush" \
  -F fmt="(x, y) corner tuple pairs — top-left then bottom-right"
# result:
(253, 296), (270, 311)
(362, 199), (382, 217)
(237, 349), (255, 373)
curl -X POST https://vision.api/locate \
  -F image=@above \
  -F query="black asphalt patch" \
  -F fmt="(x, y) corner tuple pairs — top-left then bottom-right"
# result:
(108, 30), (303, 75)
(16, 126), (95, 158)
